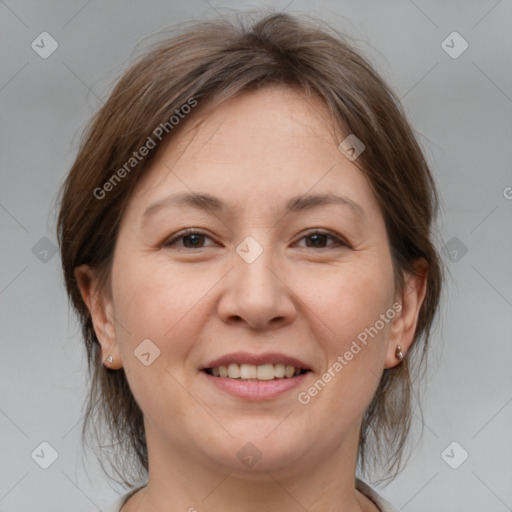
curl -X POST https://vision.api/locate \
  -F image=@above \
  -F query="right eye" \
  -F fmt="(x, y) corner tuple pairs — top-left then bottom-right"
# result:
(164, 229), (217, 249)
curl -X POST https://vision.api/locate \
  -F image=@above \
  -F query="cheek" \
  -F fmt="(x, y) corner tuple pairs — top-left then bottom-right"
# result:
(308, 259), (395, 412)
(111, 254), (217, 364)
(296, 257), (395, 408)
(109, 256), (211, 425)
(304, 257), (395, 348)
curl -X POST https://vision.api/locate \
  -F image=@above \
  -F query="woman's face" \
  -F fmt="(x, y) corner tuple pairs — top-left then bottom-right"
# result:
(89, 86), (412, 475)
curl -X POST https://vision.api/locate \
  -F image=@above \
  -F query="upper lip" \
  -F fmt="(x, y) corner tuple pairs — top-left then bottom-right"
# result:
(202, 352), (311, 370)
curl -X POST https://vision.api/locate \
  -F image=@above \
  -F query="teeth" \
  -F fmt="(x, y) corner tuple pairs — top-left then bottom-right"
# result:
(210, 363), (305, 380)
(274, 363), (285, 378)
(240, 364), (257, 379)
(285, 365), (295, 378)
(227, 363), (240, 379)
(257, 364), (275, 380)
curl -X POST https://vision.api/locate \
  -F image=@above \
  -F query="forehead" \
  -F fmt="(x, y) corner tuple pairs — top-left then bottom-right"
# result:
(125, 86), (380, 223)
(162, 86), (341, 166)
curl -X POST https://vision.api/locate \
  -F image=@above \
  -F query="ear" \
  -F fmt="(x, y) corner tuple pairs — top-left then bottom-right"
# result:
(384, 258), (428, 369)
(74, 264), (123, 369)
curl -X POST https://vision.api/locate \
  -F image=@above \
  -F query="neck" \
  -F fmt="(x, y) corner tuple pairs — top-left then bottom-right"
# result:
(122, 420), (377, 512)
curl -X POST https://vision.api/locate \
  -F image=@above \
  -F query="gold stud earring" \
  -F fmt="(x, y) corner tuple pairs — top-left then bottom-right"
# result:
(395, 345), (404, 362)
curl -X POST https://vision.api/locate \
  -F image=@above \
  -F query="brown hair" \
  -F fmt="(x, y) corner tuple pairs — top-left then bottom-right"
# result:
(57, 11), (444, 487)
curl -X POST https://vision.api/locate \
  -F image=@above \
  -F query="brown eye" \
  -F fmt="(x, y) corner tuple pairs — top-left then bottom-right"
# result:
(164, 230), (215, 249)
(296, 230), (347, 249)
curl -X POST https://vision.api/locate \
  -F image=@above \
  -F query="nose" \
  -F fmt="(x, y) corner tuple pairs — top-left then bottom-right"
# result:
(217, 238), (297, 330)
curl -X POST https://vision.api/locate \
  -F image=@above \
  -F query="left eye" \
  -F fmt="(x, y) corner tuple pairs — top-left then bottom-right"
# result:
(164, 229), (347, 249)
(296, 230), (346, 249)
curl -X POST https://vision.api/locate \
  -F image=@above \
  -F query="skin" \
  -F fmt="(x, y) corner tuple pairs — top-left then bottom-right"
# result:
(76, 86), (427, 512)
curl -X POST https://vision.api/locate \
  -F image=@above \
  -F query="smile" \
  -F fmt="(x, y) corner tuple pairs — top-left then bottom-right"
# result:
(204, 363), (310, 380)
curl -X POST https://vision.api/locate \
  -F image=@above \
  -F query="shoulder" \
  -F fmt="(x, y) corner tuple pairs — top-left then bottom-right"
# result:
(103, 481), (395, 512)
(356, 478), (399, 512)
(101, 485), (146, 512)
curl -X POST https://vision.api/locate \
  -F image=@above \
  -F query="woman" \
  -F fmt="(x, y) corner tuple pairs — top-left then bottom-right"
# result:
(57, 12), (443, 512)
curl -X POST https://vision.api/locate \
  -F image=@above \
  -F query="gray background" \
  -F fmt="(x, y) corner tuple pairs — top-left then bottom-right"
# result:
(1, 0), (511, 511)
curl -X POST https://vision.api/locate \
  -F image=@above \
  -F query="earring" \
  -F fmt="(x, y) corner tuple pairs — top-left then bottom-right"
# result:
(395, 345), (404, 362)
(106, 355), (113, 364)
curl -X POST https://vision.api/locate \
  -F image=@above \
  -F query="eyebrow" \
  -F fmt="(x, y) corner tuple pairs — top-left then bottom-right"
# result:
(142, 191), (365, 224)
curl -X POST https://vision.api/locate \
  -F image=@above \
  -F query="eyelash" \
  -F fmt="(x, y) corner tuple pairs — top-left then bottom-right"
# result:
(163, 228), (348, 250)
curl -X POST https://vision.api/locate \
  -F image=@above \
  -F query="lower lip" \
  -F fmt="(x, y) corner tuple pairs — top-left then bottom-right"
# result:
(201, 371), (311, 400)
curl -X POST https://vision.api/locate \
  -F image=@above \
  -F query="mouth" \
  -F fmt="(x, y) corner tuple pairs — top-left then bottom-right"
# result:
(200, 352), (313, 400)
(202, 363), (311, 381)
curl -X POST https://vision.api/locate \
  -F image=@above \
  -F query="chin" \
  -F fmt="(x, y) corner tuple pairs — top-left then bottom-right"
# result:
(204, 426), (310, 475)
